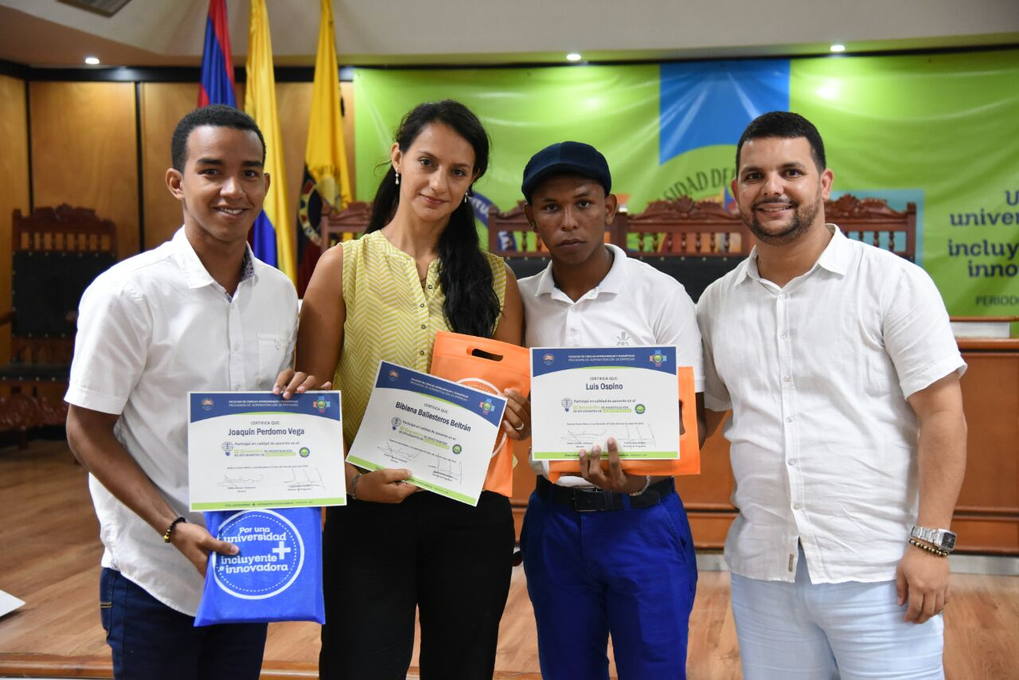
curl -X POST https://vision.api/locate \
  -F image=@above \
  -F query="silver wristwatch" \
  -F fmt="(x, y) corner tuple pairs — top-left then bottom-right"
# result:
(910, 525), (957, 553)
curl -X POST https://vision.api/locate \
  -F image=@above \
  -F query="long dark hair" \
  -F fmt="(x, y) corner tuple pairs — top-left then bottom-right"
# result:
(366, 100), (500, 338)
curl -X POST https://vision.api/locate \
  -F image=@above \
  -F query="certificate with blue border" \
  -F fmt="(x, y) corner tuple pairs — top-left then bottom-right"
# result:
(346, 361), (507, 506)
(530, 346), (680, 461)
(188, 391), (346, 511)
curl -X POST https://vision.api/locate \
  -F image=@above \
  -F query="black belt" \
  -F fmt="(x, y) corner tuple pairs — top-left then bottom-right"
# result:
(536, 475), (674, 512)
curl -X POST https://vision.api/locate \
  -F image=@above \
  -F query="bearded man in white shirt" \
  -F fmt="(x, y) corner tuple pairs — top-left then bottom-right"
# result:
(65, 105), (306, 680)
(697, 111), (967, 680)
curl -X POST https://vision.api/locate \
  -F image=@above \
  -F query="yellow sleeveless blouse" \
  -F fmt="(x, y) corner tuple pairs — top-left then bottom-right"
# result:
(335, 231), (507, 445)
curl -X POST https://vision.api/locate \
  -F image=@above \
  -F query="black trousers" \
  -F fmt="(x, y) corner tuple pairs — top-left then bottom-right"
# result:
(319, 490), (515, 680)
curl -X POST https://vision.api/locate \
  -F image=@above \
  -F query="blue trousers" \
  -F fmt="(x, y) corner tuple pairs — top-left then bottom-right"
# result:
(520, 482), (698, 680)
(100, 567), (267, 680)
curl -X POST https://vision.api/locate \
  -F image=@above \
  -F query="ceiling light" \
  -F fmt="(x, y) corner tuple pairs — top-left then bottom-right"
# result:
(566, 53), (582, 62)
(830, 44), (846, 53)
(85, 56), (101, 65)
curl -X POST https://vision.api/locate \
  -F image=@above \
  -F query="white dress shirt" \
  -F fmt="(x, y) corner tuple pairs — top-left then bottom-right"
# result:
(520, 244), (704, 486)
(697, 225), (965, 583)
(66, 227), (298, 615)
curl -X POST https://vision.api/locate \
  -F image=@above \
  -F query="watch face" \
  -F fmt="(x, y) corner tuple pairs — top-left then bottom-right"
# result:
(942, 532), (957, 551)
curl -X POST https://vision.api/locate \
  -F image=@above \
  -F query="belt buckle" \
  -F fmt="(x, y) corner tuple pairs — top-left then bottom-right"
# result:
(571, 490), (601, 512)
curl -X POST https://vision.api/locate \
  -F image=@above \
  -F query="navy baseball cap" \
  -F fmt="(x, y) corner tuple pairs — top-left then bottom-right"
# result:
(521, 141), (612, 203)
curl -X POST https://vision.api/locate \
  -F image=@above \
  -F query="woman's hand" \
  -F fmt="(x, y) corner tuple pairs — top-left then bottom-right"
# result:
(273, 369), (332, 399)
(501, 388), (531, 440)
(352, 468), (419, 503)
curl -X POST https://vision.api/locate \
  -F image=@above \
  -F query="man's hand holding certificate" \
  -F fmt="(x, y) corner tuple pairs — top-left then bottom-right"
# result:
(530, 346), (680, 461)
(346, 361), (507, 506)
(188, 391), (346, 510)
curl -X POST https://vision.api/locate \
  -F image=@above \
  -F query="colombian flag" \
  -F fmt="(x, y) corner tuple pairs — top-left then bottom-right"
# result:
(296, 0), (353, 295)
(197, 0), (235, 107)
(245, 0), (296, 283)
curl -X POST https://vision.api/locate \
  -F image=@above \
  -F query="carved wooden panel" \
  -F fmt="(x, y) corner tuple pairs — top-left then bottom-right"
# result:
(319, 201), (372, 250)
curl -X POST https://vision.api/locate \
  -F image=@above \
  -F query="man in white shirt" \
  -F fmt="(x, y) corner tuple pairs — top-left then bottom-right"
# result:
(517, 141), (705, 680)
(65, 105), (301, 679)
(697, 111), (967, 679)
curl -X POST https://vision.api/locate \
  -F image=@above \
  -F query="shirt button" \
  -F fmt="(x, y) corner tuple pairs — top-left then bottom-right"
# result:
(420, 324), (426, 330)
(419, 350), (425, 356)
(780, 332), (788, 339)
(419, 303), (425, 308)
(233, 343), (240, 351)
(427, 284), (433, 289)
(793, 503), (802, 510)
(783, 375), (791, 382)
(788, 459), (797, 466)
(779, 293), (787, 300)
(786, 416), (793, 423)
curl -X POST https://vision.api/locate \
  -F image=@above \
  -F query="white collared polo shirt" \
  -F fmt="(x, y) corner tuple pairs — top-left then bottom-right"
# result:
(66, 227), (298, 615)
(520, 244), (704, 486)
(697, 224), (966, 584)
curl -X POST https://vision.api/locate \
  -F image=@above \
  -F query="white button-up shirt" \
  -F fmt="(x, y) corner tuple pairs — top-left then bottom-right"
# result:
(697, 225), (965, 583)
(520, 244), (704, 486)
(66, 227), (298, 615)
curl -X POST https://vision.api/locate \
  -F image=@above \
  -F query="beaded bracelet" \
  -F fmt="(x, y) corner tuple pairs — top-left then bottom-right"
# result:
(628, 475), (652, 497)
(909, 538), (948, 558)
(162, 516), (187, 543)
(349, 472), (364, 501)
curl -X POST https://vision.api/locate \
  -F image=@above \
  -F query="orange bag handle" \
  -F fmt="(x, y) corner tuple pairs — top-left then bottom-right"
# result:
(429, 332), (530, 498)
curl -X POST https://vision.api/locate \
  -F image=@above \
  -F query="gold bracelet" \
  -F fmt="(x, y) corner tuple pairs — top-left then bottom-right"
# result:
(909, 538), (948, 558)
(163, 516), (187, 543)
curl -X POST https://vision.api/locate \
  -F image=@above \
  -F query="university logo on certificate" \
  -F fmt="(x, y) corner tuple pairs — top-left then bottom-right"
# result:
(530, 346), (680, 461)
(187, 391), (346, 510)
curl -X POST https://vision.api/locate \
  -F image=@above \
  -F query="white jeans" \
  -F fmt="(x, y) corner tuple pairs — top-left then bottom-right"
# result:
(730, 547), (944, 680)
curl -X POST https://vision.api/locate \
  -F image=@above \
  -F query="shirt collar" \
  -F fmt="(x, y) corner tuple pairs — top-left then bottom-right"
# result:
(814, 224), (850, 276)
(736, 223), (847, 286)
(534, 243), (628, 299)
(171, 226), (257, 291)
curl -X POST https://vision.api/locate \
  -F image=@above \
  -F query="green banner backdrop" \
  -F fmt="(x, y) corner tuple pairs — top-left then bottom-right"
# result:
(354, 49), (1019, 315)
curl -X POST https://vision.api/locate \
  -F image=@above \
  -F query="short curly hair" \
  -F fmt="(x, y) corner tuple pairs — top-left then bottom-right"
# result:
(170, 105), (266, 171)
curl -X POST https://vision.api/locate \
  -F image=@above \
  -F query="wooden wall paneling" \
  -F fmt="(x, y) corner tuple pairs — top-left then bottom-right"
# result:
(956, 352), (1019, 513)
(676, 421), (737, 548)
(138, 80), (356, 262)
(0, 74), (30, 368)
(951, 514), (1019, 555)
(139, 82), (202, 249)
(29, 82), (139, 258)
(954, 351), (1019, 554)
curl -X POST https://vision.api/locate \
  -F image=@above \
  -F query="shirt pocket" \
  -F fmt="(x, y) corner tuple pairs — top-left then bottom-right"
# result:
(256, 332), (288, 386)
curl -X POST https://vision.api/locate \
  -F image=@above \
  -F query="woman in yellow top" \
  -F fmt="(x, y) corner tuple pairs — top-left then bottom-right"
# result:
(282, 100), (528, 680)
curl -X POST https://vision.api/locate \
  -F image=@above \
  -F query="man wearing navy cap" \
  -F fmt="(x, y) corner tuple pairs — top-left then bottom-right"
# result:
(517, 141), (706, 680)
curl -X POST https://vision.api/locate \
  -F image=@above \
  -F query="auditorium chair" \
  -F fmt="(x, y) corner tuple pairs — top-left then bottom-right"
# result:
(626, 196), (751, 302)
(0, 205), (117, 445)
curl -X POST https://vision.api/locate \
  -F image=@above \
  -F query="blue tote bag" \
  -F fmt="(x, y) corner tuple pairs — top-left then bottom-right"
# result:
(194, 507), (324, 626)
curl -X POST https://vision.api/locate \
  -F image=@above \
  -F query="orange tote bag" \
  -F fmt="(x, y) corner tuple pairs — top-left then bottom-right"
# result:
(430, 331), (531, 497)
(547, 366), (701, 481)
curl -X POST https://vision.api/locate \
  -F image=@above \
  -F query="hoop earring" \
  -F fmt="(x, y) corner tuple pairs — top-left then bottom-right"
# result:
(395, 171), (400, 186)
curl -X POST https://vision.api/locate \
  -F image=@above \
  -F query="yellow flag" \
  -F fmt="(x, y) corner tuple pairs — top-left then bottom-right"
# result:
(306, 0), (352, 210)
(244, 0), (296, 283)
